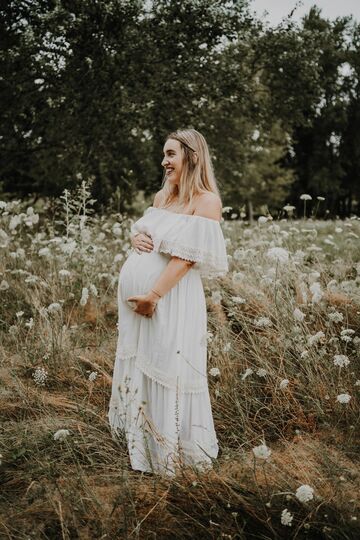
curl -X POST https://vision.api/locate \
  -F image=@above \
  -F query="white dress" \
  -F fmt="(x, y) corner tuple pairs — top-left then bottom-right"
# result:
(107, 206), (229, 476)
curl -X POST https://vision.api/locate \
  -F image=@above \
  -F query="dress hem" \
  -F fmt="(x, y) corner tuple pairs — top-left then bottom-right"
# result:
(116, 352), (210, 394)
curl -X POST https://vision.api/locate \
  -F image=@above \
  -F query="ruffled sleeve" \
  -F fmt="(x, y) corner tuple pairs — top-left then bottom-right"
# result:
(130, 207), (229, 278)
(156, 215), (229, 278)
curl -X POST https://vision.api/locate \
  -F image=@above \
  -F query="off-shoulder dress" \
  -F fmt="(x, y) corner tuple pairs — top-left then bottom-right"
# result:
(107, 206), (229, 475)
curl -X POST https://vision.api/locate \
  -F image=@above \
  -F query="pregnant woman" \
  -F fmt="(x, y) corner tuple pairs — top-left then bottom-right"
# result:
(107, 128), (229, 476)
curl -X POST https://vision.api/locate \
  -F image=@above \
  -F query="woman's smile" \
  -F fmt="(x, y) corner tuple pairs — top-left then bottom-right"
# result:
(161, 139), (183, 184)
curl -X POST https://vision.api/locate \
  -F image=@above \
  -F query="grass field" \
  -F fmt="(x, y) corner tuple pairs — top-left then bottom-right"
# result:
(1, 186), (359, 539)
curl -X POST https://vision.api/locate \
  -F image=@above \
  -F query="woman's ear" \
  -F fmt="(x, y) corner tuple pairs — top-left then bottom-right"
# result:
(193, 152), (198, 164)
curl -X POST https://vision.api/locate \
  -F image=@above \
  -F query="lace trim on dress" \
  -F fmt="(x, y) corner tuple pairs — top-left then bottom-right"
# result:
(158, 239), (228, 278)
(115, 350), (209, 394)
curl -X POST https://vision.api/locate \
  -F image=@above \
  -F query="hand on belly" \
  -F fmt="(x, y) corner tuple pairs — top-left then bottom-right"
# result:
(127, 293), (158, 318)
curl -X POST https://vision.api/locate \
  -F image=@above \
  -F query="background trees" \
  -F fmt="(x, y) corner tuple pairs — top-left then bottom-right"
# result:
(1, 0), (359, 216)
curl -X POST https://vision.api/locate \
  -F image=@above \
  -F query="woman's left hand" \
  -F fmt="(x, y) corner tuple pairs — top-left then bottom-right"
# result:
(127, 291), (159, 318)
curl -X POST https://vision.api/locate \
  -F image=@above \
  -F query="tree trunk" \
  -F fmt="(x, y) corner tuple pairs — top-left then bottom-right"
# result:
(247, 199), (254, 226)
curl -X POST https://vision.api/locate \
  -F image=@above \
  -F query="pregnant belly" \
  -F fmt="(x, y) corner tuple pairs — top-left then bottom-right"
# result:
(119, 250), (170, 304)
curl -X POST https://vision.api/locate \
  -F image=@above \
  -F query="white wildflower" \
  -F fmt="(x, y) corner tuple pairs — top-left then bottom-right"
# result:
(340, 329), (355, 336)
(88, 371), (98, 382)
(24, 207), (39, 227)
(60, 239), (77, 256)
(9, 215), (22, 230)
(328, 311), (343, 323)
(32, 367), (48, 386)
(281, 509), (293, 526)
(209, 367), (220, 377)
(38, 247), (51, 257)
(0, 280), (10, 290)
(211, 290), (222, 305)
(223, 342), (231, 353)
(333, 354), (350, 368)
(233, 248), (245, 261)
(326, 279), (337, 291)
(89, 284), (98, 297)
(308, 331), (325, 347)
(256, 368), (267, 377)
(336, 393), (351, 404)
(254, 317), (272, 328)
(258, 216), (268, 224)
(300, 350), (309, 359)
(231, 296), (246, 304)
(59, 269), (71, 278)
(232, 271), (246, 284)
(47, 302), (62, 313)
(300, 194), (312, 201)
(310, 282), (323, 304)
(279, 379), (289, 390)
(266, 247), (289, 264)
(295, 484), (314, 503)
(25, 317), (34, 329)
(114, 253), (124, 263)
(252, 443), (271, 460)
(293, 308), (305, 321)
(53, 429), (71, 441)
(80, 287), (89, 306)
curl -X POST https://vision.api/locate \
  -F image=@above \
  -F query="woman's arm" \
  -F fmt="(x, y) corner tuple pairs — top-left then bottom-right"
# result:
(148, 257), (195, 301)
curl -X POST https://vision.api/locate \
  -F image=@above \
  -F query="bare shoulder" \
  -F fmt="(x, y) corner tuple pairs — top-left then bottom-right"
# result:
(193, 191), (222, 221)
(153, 189), (165, 208)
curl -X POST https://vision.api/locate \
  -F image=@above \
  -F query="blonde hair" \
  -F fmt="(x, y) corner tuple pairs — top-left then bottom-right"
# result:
(160, 128), (221, 210)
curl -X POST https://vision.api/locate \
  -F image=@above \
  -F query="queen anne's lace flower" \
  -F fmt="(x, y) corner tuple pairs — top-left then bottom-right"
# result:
(336, 393), (351, 404)
(293, 308), (305, 321)
(209, 367), (220, 377)
(80, 287), (89, 306)
(295, 484), (314, 503)
(252, 443), (271, 460)
(47, 303), (62, 313)
(266, 247), (289, 264)
(308, 331), (325, 346)
(33, 367), (48, 386)
(0, 280), (10, 290)
(53, 429), (70, 441)
(279, 379), (289, 390)
(328, 311), (343, 323)
(254, 317), (272, 328)
(333, 354), (350, 368)
(281, 509), (293, 526)
(88, 371), (98, 382)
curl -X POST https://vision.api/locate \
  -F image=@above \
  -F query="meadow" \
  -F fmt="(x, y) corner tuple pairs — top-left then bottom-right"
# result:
(0, 183), (359, 539)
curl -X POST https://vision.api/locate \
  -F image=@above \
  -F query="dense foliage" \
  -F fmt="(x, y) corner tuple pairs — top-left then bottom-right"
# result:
(1, 0), (360, 216)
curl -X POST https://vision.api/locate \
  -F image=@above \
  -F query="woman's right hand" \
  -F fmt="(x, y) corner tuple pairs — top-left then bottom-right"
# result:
(131, 232), (154, 253)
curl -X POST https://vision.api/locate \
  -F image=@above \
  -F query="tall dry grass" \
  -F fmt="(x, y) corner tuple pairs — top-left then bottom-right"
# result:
(0, 186), (359, 539)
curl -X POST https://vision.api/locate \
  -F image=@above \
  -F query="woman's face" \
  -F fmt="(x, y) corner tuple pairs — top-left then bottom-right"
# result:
(161, 138), (183, 186)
